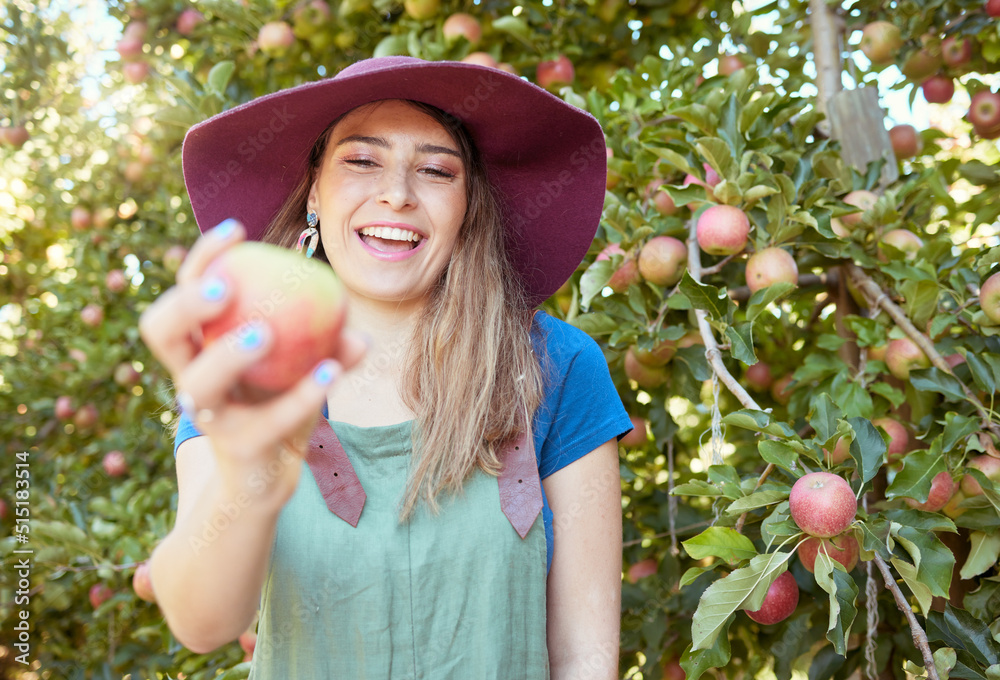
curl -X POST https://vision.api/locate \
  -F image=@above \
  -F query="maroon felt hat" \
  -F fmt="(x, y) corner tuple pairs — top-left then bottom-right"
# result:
(181, 56), (607, 307)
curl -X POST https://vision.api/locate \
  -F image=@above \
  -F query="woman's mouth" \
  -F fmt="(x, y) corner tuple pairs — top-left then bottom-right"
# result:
(358, 226), (423, 253)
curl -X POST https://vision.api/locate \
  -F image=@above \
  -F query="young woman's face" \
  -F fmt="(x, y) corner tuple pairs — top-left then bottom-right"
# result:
(308, 100), (468, 312)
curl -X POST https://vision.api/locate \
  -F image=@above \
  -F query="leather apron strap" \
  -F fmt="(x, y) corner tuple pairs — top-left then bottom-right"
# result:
(305, 414), (542, 537)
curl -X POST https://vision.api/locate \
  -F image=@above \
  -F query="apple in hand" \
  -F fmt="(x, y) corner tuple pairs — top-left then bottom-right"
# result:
(884, 336), (930, 381)
(536, 55), (575, 89)
(745, 571), (799, 624)
(745, 247), (798, 293)
(859, 21), (902, 64)
(696, 205), (750, 256)
(638, 236), (687, 286)
(905, 470), (956, 511)
(200, 241), (347, 402)
(981, 272), (1000, 323)
(798, 533), (859, 573)
(133, 561), (156, 602)
(922, 75), (955, 104)
(789, 472), (857, 537)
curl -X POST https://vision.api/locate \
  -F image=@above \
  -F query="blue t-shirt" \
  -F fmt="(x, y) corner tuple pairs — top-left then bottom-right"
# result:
(173, 310), (632, 573)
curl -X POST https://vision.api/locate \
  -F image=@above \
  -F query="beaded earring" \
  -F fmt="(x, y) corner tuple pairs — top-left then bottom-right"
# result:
(296, 210), (320, 258)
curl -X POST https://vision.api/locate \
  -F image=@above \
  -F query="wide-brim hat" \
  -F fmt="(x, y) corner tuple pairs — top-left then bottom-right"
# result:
(181, 56), (607, 307)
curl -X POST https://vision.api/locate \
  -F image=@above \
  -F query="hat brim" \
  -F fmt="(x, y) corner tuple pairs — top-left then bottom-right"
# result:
(181, 57), (607, 307)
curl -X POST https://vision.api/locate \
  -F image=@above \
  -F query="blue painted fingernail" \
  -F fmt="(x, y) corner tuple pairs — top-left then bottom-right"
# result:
(236, 323), (267, 351)
(200, 276), (227, 302)
(313, 360), (340, 386)
(212, 219), (239, 239)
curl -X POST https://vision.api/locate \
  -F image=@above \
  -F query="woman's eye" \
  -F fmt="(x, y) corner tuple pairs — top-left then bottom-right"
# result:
(423, 166), (456, 179)
(345, 158), (376, 167)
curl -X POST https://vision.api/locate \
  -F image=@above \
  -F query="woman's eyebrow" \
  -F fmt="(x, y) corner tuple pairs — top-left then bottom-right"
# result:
(336, 134), (460, 158)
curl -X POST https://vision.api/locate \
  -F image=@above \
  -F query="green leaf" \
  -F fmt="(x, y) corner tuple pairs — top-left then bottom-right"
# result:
(690, 551), (793, 650)
(717, 94), (745, 162)
(490, 15), (530, 39)
(943, 412), (980, 453)
(746, 282), (795, 322)
(927, 605), (1000, 668)
(681, 565), (717, 587)
(206, 60), (236, 96)
(679, 272), (733, 321)
(910, 368), (968, 402)
(758, 440), (800, 474)
(859, 518), (892, 561)
(885, 447), (945, 502)
(870, 382), (907, 408)
(808, 394), (843, 443)
(893, 556), (934, 615)
(708, 464), (745, 500)
(683, 527), (758, 563)
(654, 148), (698, 178)
(569, 312), (617, 336)
(373, 34), (409, 58)
(965, 352), (997, 395)
(696, 136), (737, 179)
(725, 489), (789, 515)
(681, 628), (733, 680)
(579, 259), (614, 310)
(884, 508), (957, 534)
(672, 480), (723, 497)
(963, 469), (1000, 515)
(935, 648), (958, 680)
(813, 553), (859, 656)
(848, 417), (885, 485)
(960, 531), (1000, 580)
(725, 322), (756, 365)
(722, 409), (796, 438)
(896, 526), (956, 598)
(672, 104), (716, 135)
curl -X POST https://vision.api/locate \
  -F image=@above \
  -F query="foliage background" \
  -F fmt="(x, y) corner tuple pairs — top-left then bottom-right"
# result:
(1, 0), (999, 678)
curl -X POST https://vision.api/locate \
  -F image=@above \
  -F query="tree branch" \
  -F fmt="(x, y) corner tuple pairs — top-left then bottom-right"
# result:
(846, 264), (1000, 438)
(871, 553), (940, 680)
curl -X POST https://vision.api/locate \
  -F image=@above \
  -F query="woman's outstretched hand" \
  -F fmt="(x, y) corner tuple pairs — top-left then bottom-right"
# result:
(139, 219), (366, 508)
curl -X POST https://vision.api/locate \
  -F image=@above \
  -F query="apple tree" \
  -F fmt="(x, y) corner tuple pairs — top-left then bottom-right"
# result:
(1, 0), (999, 678)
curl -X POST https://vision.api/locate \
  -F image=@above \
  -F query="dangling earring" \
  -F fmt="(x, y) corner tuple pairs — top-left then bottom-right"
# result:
(297, 211), (320, 258)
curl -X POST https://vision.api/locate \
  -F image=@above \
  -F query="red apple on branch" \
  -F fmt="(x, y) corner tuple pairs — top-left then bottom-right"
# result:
(922, 75), (955, 104)
(200, 242), (347, 402)
(840, 190), (877, 229)
(536, 55), (575, 89)
(771, 374), (794, 405)
(176, 8), (205, 36)
(258, 21), (296, 56)
(696, 205), (750, 256)
(404, 0), (440, 19)
(969, 90), (1000, 139)
(662, 658), (685, 680)
(859, 21), (903, 64)
(620, 416), (649, 447)
(54, 396), (76, 421)
(823, 437), (852, 465)
(645, 180), (678, 216)
(74, 403), (98, 429)
(889, 124), (922, 159)
(872, 417), (910, 462)
(443, 13), (481, 46)
(597, 243), (640, 293)
(123, 61), (150, 85)
(902, 48), (942, 81)
(798, 533), (859, 573)
(745, 247), (798, 293)
(745, 571), (799, 624)
(884, 336), (930, 380)
(639, 236), (687, 286)
(905, 470), (956, 511)
(717, 54), (747, 76)
(789, 472), (857, 537)
(981, 272), (1000, 323)
(81, 304), (104, 327)
(627, 557), (659, 583)
(960, 454), (1000, 496)
(1, 125), (29, 148)
(878, 229), (923, 261)
(683, 163), (721, 200)
(988, 0), (1000, 17)
(625, 348), (669, 388)
(105, 269), (128, 293)
(744, 361), (773, 392)
(941, 36), (973, 68)
(102, 451), (128, 477)
(461, 52), (498, 68)
(89, 584), (114, 609)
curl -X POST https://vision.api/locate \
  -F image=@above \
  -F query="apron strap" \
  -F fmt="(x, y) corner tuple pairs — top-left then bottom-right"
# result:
(305, 416), (542, 537)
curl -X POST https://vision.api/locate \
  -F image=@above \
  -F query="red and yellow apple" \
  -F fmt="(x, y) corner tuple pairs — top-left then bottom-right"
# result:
(789, 472), (857, 537)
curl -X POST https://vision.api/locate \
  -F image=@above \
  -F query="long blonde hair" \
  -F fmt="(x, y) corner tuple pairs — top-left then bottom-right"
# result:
(261, 100), (545, 519)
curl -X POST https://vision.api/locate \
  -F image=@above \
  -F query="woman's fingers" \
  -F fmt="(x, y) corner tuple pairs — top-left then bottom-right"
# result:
(254, 359), (342, 450)
(174, 321), (273, 414)
(139, 272), (236, 376)
(176, 218), (245, 286)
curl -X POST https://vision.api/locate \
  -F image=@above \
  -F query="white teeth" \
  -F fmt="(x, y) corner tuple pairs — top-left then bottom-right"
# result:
(359, 226), (421, 242)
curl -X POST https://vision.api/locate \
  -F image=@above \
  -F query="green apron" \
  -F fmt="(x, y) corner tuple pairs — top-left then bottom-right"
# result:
(248, 419), (550, 679)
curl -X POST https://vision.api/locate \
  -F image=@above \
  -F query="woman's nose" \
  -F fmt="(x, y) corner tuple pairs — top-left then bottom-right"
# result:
(376, 167), (416, 211)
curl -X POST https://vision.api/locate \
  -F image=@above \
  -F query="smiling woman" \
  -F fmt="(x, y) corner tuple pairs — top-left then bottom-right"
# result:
(139, 56), (630, 680)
